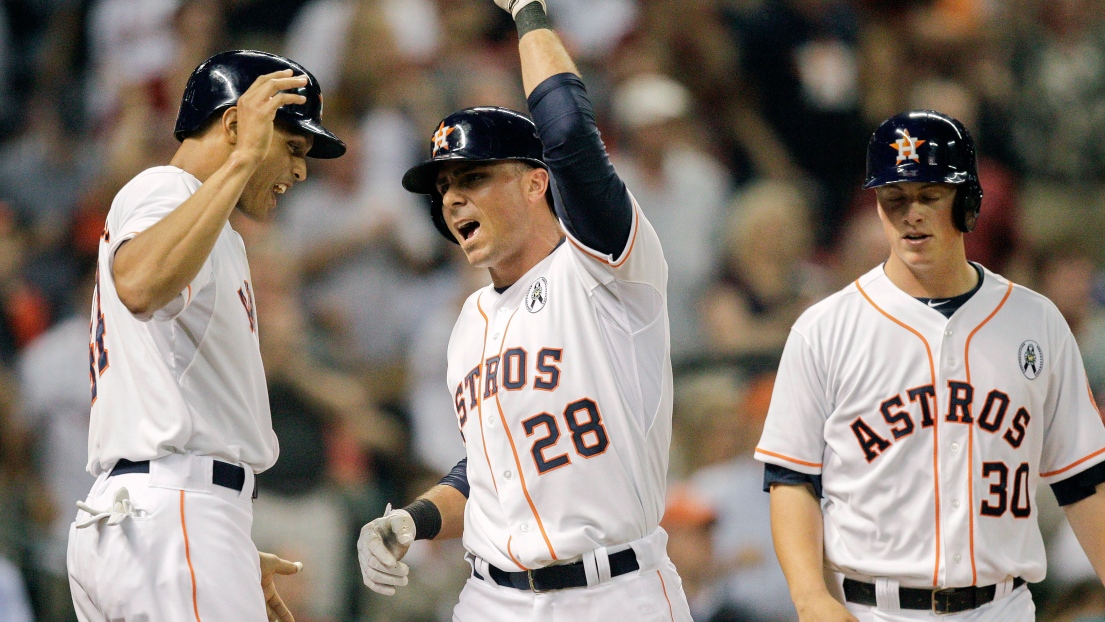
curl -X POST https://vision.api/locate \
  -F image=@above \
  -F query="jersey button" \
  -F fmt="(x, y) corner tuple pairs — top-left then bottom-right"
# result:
(951, 442), (961, 452)
(492, 333), (501, 340)
(487, 415), (495, 426)
(945, 329), (953, 337)
(946, 358), (956, 366)
(954, 554), (962, 563)
(504, 470), (512, 480)
(952, 500), (961, 508)
(520, 523), (530, 533)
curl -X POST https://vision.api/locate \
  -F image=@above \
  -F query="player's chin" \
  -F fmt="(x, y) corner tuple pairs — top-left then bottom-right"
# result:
(238, 193), (279, 222)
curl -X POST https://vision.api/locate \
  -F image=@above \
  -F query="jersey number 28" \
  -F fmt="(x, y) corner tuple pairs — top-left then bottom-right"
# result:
(522, 398), (610, 474)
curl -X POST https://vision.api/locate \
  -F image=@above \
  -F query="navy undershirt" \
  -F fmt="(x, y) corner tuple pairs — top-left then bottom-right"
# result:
(765, 262), (1105, 505)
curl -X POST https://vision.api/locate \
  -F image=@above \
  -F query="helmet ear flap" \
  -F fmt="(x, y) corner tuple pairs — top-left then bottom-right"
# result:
(430, 194), (458, 244)
(953, 182), (982, 233)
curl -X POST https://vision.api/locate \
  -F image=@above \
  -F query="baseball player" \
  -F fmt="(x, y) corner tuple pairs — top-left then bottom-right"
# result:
(756, 110), (1105, 621)
(67, 50), (345, 622)
(355, 2), (692, 620)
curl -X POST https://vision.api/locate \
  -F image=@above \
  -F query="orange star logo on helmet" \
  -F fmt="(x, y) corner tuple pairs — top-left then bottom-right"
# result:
(890, 130), (926, 163)
(432, 122), (457, 156)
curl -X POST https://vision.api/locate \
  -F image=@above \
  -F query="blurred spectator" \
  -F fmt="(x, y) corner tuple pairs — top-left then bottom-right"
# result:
(278, 114), (440, 390)
(828, 210), (886, 289)
(15, 266), (97, 622)
(247, 233), (403, 621)
(547, 0), (638, 61)
(0, 2), (11, 136)
(662, 484), (748, 622)
(729, 0), (868, 245)
(1030, 238), (1105, 411)
(0, 202), (52, 364)
(85, 0), (180, 123)
(1003, 0), (1105, 258)
(701, 180), (823, 355)
(1038, 580), (1105, 622)
(0, 555), (34, 622)
(406, 251), (485, 475)
(677, 370), (797, 622)
(286, 0), (441, 96)
(611, 73), (732, 357)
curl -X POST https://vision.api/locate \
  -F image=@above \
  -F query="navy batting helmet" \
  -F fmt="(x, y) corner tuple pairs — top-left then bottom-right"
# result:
(864, 110), (982, 232)
(175, 50), (346, 159)
(402, 107), (548, 243)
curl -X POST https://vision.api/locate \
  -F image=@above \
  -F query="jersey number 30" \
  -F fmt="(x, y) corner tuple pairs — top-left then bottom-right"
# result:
(522, 398), (610, 474)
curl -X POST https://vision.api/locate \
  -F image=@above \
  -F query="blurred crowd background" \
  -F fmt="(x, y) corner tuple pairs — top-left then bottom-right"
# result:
(1, 0), (1105, 620)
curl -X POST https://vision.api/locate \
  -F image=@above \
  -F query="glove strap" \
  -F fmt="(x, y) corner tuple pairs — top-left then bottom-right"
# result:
(515, 2), (551, 38)
(403, 498), (442, 541)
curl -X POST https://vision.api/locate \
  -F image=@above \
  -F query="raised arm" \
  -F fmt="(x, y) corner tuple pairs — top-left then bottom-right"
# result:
(113, 71), (307, 317)
(503, 1), (634, 258)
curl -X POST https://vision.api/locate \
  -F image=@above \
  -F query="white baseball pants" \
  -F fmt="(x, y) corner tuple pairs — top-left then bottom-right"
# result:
(67, 454), (266, 622)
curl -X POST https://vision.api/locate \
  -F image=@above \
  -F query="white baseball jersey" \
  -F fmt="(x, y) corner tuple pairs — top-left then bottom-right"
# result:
(756, 264), (1105, 588)
(86, 165), (277, 476)
(447, 198), (672, 571)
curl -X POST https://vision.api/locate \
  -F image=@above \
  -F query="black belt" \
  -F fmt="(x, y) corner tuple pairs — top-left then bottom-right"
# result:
(473, 548), (639, 592)
(843, 577), (1025, 614)
(110, 458), (257, 499)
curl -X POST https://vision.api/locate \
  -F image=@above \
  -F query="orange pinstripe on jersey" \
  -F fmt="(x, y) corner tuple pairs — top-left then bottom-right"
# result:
(754, 448), (822, 468)
(490, 308), (559, 561)
(963, 280), (1013, 584)
(856, 279), (943, 586)
(566, 207), (639, 268)
(506, 536), (525, 570)
(1041, 446), (1105, 477)
(658, 571), (675, 621)
(180, 491), (201, 622)
(475, 296), (499, 495)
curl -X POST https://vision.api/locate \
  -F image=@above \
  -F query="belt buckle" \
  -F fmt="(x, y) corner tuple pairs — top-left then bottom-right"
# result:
(932, 587), (974, 615)
(525, 570), (548, 594)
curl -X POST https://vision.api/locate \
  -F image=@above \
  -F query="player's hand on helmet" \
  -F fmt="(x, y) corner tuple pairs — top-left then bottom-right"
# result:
(794, 592), (859, 622)
(232, 69), (308, 164)
(493, 0), (546, 19)
(357, 504), (415, 595)
(259, 551), (303, 622)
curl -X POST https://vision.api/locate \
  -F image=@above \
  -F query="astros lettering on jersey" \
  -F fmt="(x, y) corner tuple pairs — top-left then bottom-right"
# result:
(756, 264), (1105, 587)
(447, 197), (673, 570)
(87, 166), (277, 476)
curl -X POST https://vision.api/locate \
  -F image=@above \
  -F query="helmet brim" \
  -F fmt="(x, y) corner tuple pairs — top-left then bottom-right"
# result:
(401, 156), (548, 195)
(297, 117), (346, 159)
(863, 167), (970, 189)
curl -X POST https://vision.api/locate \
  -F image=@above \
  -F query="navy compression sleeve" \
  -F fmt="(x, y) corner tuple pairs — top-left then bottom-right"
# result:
(763, 463), (823, 499)
(438, 457), (470, 498)
(527, 73), (633, 258)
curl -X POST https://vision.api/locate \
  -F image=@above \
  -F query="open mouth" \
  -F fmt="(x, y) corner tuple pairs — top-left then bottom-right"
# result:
(456, 220), (480, 242)
(274, 183), (289, 195)
(904, 232), (930, 242)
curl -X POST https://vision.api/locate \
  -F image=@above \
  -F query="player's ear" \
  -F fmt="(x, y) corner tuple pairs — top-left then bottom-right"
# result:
(525, 166), (550, 204)
(221, 107), (239, 146)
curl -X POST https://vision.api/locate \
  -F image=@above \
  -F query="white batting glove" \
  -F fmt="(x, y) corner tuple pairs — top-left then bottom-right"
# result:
(494, 0), (547, 19)
(357, 504), (415, 595)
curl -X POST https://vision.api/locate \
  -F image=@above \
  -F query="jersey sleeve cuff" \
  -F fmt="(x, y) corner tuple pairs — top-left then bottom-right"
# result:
(754, 446), (823, 475)
(1050, 460), (1105, 506)
(763, 463), (823, 498)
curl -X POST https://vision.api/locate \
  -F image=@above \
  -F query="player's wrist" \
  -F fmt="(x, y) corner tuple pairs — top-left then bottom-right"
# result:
(402, 498), (442, 541)
(513, 2), (550, 38)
